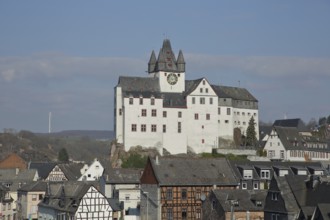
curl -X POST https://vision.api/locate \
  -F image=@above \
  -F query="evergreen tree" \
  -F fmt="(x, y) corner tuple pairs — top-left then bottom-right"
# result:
(246, 116), (257, 147)
(58, 148), (69, 162)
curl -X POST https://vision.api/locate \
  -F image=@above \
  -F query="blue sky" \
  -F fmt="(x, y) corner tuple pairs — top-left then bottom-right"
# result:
(1, 1), (330, 132)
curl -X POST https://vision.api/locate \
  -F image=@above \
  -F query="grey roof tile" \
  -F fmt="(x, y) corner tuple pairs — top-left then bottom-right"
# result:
(150, 157), (238, 186)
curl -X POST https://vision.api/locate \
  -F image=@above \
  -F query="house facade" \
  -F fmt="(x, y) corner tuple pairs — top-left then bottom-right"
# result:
(38, 182), (114, 220)
(103, 168), (142, 213)
(78, 158), (104, 181)
(140, 156), (238, 220)
(17, 181), (47, 220)
(264, 120), (330, 161)
(114, 39), (259, 154)
(202, 189), (266, 220)
(0, 185), (15, 220)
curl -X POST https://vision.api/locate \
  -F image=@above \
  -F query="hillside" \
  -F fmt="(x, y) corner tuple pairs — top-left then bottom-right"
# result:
(0, 130), (113, 163)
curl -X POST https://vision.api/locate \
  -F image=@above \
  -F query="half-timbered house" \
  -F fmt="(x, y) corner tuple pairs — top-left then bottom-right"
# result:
(38, 181), (116, 220)
(140, 156), (238, 220)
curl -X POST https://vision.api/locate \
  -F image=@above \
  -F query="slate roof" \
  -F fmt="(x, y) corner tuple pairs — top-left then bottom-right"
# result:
(0, 168), (37, 181)
(39, 181), (92, 213)
(105, 168), (143, 184)
(58, 163), (84, 181)
(150, 157), (238, 186)
(229, 160), (325, 179)
(117, 75), (257, 108)
(29, 162), (58, 179)
(118, 76), (160, 95)
(18, 180), (47, 192)
(212, 85), (258, 101)
(314, 203), (330, 220)
(273, 118), (307, 131)
(273, 126), (330, 152)
(274, 176), (300, 214)
(212, 189), (267, 211)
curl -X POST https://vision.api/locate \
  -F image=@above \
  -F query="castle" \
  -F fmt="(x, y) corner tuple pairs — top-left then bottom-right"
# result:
(114, 39), (259, 154)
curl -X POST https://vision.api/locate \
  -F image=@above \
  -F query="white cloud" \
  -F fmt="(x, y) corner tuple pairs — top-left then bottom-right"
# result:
(186, 54), (330, 77)
(0, 54), (146, 83)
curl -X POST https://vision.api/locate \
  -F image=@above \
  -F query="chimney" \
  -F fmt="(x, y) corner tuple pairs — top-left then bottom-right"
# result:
(155, 156), (159, 165)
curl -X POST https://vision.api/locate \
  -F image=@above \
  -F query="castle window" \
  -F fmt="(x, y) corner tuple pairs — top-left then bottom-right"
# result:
(195, 114), (199, 120)
(200, 97), (205, 104)
(152, 109), (157, 117)
(242, 182), (247, 189)
(202, 139), (205, 144)
(129, 97), (133, 105)
(227, 108), (231, 115)
(163, 111), (167, 118)
(206, 88), (209, 93)
(151, 98), (155, 105)
(203, 80), (206, 85)
(163, 125), (166, 133)
(206, 114), (210, 120)
(141, 109), (147, 117)
(225, 120), (229, 123)
(192, 97), (195, 104)
(200, 88), (203, 93)
(209, 97), (213, 104)
(178, 111), (182, 118)
(141, 124), (146, 132)
(119, 108), (122, 116)
(218, 107), (221, 115)
(151, 124), (157, 132)
(139, 97), (143, 105)
(131, 124), (137, 132)
(178, 122), (182, 133)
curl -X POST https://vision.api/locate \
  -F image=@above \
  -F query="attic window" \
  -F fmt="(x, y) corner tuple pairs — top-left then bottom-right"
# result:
(232, 200), (239, 207)
(256, 201), (262, 207)
(203, 80), (206, 85)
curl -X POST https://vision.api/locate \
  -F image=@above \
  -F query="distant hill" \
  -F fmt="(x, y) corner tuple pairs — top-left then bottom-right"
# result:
(38, 130), (115, 140)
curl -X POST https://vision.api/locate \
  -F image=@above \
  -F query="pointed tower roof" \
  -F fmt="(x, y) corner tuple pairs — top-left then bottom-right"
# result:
(154, 39), (178, 72)
(177, 50), (185, 64)
(148, 50), (157, 65)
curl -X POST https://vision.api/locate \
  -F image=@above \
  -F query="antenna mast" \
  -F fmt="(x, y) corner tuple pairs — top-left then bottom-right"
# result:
(48, 112), (52, 133)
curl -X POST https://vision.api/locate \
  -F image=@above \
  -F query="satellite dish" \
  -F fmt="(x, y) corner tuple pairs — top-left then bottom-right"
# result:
(200, 194), (206, 201)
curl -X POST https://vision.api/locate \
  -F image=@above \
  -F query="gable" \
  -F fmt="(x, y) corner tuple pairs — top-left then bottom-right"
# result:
(186, 78), (217, 97)
(76, 186), (113, 218)
(0, 153), (27, 170)
(46, 165), (68, 181)
(140, 157), (159, 185)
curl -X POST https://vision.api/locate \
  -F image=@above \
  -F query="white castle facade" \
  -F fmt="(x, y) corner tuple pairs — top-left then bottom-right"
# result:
(114, 40), (259, 154)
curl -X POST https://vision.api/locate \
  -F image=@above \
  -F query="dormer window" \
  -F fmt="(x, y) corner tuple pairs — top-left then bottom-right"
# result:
(243, 170), (253, 179)
(129, 97), (133, 105)
(256, 201), (262, 207)
(232, 200), (239, 207)
(151, 97), (155, 105)
(139, 97), (143, 105)
(261, 170), (270, 179)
